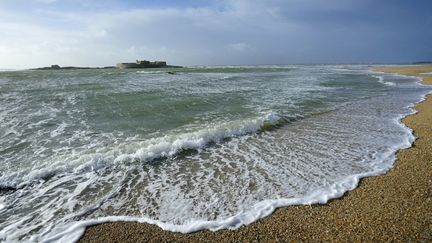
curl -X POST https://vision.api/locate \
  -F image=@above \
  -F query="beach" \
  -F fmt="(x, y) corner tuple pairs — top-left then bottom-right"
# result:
(79, 65), (432, 242)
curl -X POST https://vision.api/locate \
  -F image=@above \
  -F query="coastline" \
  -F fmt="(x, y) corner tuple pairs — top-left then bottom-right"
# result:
(80, 65), (432, 242)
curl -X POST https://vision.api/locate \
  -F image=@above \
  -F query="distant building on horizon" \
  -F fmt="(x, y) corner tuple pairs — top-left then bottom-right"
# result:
(116, 60), (167, 69)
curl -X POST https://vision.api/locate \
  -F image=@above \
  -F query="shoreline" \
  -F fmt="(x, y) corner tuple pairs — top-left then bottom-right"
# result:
(80, 65), (432, 242)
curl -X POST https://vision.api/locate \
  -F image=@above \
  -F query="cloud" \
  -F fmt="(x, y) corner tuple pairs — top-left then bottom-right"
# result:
(0, 4), (280, 68)
(0, 0), (431, 68)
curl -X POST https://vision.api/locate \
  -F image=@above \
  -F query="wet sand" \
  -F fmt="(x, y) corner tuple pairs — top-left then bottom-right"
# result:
(80, 65), (432, 242)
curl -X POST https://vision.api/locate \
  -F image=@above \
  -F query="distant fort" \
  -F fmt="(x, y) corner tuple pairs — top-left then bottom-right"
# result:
(116, 60), (181, 69)
(32, 59), (181, 70)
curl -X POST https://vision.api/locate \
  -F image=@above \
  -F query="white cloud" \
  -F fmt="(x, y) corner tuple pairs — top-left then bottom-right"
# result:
(0, 0), (428, 68)
(0, 1), (336, 68)
(0, 3), (293, 68)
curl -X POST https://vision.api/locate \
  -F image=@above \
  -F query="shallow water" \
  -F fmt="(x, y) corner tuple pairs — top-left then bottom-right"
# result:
(0, 65), (430, 242)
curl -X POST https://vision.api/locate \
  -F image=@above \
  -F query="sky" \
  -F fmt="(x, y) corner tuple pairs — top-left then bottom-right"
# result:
(0, 0), (431, 69)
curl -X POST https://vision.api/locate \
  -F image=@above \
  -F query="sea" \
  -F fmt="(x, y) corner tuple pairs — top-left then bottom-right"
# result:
(0, 65), (430, 242)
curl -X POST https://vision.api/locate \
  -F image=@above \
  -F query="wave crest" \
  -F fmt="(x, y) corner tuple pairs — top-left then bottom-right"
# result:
(0, 112), (283, 188)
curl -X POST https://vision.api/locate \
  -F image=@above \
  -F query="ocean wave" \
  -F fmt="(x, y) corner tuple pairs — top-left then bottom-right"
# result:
(41, 92), (422, 243)
(374, 75), (396, 86)
(46, 119), (415, 243)
(0, 112), (283, 189)
(136, 70), (165, 74)
(113, 112), (282, 162)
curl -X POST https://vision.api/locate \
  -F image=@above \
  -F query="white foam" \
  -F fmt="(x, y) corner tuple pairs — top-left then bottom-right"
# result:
(82, 112), (282, 168)
(136, 70), (165, 74)
(374, 75), (396, 86)
(50, 122), (68, 138)
(0, 112), (282, 189)
(373, 70), (429, 89)
(44, 144), (412, 243)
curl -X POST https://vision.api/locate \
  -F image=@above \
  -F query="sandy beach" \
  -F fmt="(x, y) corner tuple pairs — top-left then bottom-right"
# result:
(80, 65), (432, 242)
